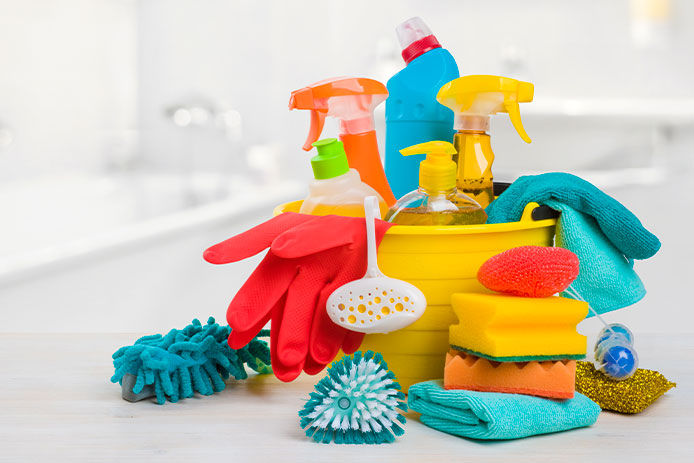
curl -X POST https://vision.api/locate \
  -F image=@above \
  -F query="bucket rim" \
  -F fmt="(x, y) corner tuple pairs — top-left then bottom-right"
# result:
(273, 200), (556, 236)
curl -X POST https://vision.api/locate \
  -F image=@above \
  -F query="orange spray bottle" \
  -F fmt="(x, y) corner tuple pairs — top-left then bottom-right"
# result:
(289, 77), (396, 206)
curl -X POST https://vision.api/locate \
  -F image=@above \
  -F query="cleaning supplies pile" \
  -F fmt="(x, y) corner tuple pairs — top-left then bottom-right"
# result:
(111, 317), (270, 404)
(408, 246), (602, 440)
(447, 246), (587, 397)
(192, 15), (669, 445)
(485, 173), (673, 414)
(107, 15), (675, 450)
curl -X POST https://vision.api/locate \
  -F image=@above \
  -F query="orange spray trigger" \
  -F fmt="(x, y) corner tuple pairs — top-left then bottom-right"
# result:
(303, 110), (327, 151)
(289, 77), (395, 205)
(289, 77), (388, 137)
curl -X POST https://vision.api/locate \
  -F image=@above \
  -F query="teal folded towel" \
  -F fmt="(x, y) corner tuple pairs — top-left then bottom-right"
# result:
(486, 173), (660, 260)
(544, 199), (646, 313)
(408, 380), (601, 441)
(486, 173), (659, 314)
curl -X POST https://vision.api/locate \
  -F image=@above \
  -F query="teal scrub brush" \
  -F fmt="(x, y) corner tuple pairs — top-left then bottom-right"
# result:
(299, 351), (407, 444)
(111, 317), (270, 404)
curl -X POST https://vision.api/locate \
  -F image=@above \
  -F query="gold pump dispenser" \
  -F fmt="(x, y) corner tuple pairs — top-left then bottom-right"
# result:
(385, 141), (487, 226)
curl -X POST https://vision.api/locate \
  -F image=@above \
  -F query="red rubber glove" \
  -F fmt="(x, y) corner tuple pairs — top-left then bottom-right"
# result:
(203, 212), (393, 381)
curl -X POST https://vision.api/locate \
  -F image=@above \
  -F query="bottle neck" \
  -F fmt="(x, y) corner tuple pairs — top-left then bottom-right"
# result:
(418, 185), (456, 197)
(454, 115), (490, 133)
(453, 131), (495, 208)
(309, 169), (358, 192)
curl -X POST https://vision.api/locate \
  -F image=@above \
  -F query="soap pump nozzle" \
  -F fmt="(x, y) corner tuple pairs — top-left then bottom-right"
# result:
(400, 141), (458, 192)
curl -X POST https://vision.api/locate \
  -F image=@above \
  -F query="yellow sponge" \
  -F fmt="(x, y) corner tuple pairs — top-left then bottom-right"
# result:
(449, 293), (588, 361)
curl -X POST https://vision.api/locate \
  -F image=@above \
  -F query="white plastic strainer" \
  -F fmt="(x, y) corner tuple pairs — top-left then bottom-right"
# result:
(326, 196), (426, 334)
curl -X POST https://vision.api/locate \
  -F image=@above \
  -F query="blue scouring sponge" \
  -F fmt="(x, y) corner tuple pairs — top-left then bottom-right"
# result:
(111, 317), (270, 404)
(299, 351), (407, 444)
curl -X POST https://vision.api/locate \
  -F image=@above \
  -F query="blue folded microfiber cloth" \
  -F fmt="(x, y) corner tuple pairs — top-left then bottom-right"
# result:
(544, 199), (646, 313)
(487, 173), (660, 259)
(486, 173), (660, 314)
(408, 380), (601, 441)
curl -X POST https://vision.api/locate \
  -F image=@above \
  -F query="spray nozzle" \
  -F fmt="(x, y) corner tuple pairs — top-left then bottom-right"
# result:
(437, 75), (534, 143)
(289, 77), (388, 151)
(400, 141), (457, 191)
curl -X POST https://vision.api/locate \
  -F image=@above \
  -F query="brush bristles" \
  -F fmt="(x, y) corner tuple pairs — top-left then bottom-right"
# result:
(111, 318), (271, 404)
(299, 351), (407, 444)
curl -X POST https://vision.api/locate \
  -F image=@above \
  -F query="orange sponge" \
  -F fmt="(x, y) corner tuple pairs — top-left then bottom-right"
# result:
(477, 246), (579, 298)
(444, 350), (576, 399)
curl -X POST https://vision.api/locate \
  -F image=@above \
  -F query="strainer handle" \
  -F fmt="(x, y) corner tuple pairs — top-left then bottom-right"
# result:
(364, 196), (381, 278)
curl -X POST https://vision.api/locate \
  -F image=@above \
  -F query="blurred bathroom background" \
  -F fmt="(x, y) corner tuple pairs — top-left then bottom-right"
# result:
(1, 0), (691, 334)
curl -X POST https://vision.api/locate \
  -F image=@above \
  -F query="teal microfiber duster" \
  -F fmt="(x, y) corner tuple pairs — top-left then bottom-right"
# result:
(111, 317), (270, 404)
(299, 351), (407, 444)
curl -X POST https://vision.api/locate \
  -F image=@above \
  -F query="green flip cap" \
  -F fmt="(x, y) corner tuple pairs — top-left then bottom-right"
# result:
(310, 138), (350, 180)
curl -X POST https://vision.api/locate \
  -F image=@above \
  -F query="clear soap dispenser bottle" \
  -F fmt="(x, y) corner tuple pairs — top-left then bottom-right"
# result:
(385, 141), (487, 226)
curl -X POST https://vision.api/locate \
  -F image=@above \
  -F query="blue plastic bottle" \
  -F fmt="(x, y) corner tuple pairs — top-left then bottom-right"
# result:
(385, 17), (460, 199)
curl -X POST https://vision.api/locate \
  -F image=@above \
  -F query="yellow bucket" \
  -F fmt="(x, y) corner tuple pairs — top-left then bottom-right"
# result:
(274, 200), (556, 391)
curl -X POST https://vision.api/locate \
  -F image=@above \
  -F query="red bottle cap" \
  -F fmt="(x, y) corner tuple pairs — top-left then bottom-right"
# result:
(396, 17), (442, 64)
(401, 35), (441, 64)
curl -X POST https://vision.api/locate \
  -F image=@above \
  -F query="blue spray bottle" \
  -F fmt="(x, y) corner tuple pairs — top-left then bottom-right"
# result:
(385, 17), (459, 199)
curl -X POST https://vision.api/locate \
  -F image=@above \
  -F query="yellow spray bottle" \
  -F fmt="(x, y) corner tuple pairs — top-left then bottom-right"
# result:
(385, 141), (487, 225)
(436, 75), (534, 207)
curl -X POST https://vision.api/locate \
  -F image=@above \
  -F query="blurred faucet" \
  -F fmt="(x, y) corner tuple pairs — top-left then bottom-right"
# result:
(165, 98), (242, 142)
(163, 97), (246, 205)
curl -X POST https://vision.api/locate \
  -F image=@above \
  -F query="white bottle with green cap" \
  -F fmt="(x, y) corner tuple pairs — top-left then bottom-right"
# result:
(300, 138), (387, 218)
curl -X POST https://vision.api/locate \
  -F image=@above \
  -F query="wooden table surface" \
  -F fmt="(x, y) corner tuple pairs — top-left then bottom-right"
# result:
(1, 333), (691, 462)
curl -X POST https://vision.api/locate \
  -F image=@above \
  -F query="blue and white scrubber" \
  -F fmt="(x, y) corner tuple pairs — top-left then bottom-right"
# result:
(111, 317), (271, 404)
(299, 351), (407, 444)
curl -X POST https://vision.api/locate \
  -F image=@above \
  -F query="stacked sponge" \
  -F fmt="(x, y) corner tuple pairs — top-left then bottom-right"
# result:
(445, 246), (587, 399)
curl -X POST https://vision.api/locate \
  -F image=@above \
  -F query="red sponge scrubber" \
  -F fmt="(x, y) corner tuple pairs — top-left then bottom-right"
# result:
(477, 246), (579, 298)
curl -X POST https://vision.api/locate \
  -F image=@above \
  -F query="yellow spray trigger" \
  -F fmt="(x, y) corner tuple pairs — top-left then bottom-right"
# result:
(504, 80), (533, 143)
(437, 75), (534, 143)
(400, 141), (457, 191)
